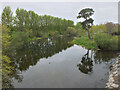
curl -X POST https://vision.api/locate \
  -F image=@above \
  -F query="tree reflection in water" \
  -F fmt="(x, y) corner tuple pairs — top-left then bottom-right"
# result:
(11, 36), (74, 71)
(94, 50), (119, 64)
(77, 50), (119, 74)
(77, 50), (93, 74)
(3, 36), (119, 88)
(3, 36), (74, 88)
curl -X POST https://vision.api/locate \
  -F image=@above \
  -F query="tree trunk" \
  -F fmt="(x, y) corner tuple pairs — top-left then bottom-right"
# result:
(91, 27), (93, 39)
(86, 29), (91, 39)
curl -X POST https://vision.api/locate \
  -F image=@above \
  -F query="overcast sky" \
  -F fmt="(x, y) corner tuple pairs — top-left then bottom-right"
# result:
(0, 2), (118, 25)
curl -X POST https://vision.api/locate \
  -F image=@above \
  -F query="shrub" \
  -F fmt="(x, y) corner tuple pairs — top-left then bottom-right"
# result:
(109, 36), (118, 50)
(94, 33), (119, 50)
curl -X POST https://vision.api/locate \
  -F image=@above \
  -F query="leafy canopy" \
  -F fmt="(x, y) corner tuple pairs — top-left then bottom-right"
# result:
(77, 8), (94, 30)
(2, 6), (13, 26)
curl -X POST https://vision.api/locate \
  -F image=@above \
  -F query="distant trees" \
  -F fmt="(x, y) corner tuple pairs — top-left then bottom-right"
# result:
(77, 8), (94, 39)
(75, 22), (86, 37)
(105, 22), (119, 35)
(2, 6), (74, 38)
(91, 22), (119, 36)
(1, 6), (75, 50)
(65, 27), (77, 36)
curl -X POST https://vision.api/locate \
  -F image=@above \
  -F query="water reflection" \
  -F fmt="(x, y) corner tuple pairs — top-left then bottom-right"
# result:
(3, 36), (120, 88)
(77, 50), (119, 74)
(11, 37), (74, 71)
(3, 36), (74, 88)
(77, 50), (93, 74)
(77, 49), (119, 74)
(94, 50), (119, 64)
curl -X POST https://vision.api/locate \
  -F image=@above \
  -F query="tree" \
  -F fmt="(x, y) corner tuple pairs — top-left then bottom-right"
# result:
(65, 27), (77, 36)
(2, 6), (13, 28)
(15, 8), (28, 31)
(2, 25), (11, 53)
(77, 8), (94, 39)
(105, 22), (116, 35)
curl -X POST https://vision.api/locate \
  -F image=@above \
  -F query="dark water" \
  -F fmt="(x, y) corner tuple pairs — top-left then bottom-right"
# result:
(8, 37), (119, 88)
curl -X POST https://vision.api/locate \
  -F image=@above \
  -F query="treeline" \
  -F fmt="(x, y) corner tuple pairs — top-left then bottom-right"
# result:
(91, 22), (119, 36)
(1, 6), (75, 49)
(2, 6), (74, 38)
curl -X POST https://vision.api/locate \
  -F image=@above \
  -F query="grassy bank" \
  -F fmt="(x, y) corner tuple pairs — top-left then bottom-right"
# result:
(73, 35), (98, 50)
(74, 34), (119, 50)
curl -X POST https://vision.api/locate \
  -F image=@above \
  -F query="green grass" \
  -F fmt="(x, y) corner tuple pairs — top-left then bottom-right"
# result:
(74, 34), (119, 50)
(73, 35), (98, 50)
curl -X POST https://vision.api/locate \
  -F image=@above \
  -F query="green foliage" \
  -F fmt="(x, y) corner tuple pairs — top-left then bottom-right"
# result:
(2, 6), (120, 52)
(94, 33), (119, 50)
(1, 24), (14, 88)
(109, 36), (118, 50)
(74, 35), (97, 49)
(2, 55), (23, 88)
(77, 8), (94, 30)
(65, 27), (77, 36)
(74, 25), (119, 51)
(2, 55), (14, 77)
(75, 22), (83, 30)
(2, 6), (13, 27)
(91, 23), (119, 35)
(1, 6), (75, 51)
(104, 22), (118, 35)
(76, 30), (86, 37)
(94, 33), (111, 50)
(77, 8), (94, 39)
(12, 7), (74, 37)
(2, 55), (14, 88)
(48, 31), (60, 37)
(77, 8), (94, 19)
(75, 22), (86, 37)
(11, 31), (29, 49)
(90, 24), (106, 34)
(2, 25), (11, 53)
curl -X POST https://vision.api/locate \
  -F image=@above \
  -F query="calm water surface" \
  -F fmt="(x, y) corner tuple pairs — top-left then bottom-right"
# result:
(10, 37), (119, 88)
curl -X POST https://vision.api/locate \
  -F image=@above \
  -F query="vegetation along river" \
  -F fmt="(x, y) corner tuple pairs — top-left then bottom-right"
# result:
(1, 5), (120, 89)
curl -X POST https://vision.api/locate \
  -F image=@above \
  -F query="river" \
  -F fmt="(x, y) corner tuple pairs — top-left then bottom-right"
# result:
(7, 37), (119, 88)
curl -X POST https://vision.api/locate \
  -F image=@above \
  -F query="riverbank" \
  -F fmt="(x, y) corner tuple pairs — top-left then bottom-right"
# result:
(73, 34), (119, 50)
(73, 35), (98, 50)
(106, 55), (120, 89)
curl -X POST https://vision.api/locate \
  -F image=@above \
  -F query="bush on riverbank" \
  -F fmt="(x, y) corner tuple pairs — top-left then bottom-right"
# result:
(94, 33), (119, 50)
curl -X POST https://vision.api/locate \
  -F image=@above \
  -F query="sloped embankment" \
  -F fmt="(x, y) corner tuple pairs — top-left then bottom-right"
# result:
(106, 55), (120, 89)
